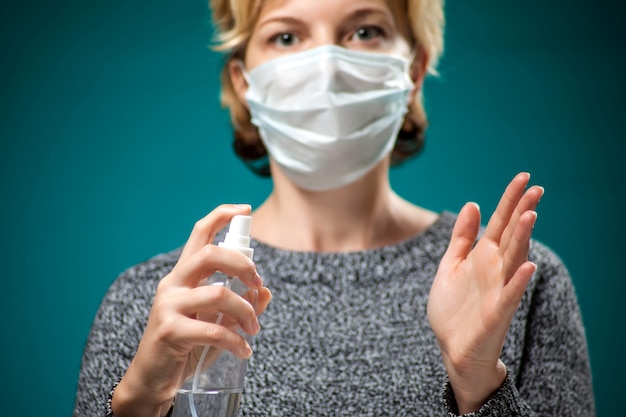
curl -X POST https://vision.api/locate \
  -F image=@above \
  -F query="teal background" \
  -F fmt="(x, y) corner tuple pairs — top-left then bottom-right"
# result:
(1, 0), (624, 415)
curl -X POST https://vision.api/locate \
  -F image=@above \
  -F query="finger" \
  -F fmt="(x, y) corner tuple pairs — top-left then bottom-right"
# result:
(440, 202), (481, 266)
(483, 173), (530, 244)
(169, 243), (261, 289)
(499, 186), (544, 254)
(500, 261), (537, 320)
(179, 204), (252, 263)
(241, 288), (259, 311)
(254, 287), (272, 316)
(177, 285), (260, 335)
(238, 286), (272, 311)
(176, 318), (253, 359)
(215, 287), (272, 333)
(239, 287), (272, 315)
(502, 210), (537, 283)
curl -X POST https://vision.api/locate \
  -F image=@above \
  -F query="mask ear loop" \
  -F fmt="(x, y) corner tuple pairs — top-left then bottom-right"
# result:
(237, 59), (252, 86)
(407, 49), (418, 69)
(392, 48), (426, 166)
(401, 49), (418, 110)
(406, 48), (420, 87)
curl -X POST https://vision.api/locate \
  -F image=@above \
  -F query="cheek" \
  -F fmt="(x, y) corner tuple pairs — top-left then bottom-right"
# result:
(393, 39), (412, 58)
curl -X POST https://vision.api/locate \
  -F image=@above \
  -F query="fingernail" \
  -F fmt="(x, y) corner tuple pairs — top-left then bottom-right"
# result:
(530, 211), (538, 228)
(240, 343), (253, 358)
(234, 204), (251, 210)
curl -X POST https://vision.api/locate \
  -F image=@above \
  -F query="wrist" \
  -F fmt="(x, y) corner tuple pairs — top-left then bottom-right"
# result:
(112, 359), (179, 417)
(111, 345), (183, 416)
(444, 358), (507, 414)
(111, 376), (164, 417)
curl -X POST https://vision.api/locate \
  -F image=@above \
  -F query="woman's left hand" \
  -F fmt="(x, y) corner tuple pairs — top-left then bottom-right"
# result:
(427, 172), (544, 414)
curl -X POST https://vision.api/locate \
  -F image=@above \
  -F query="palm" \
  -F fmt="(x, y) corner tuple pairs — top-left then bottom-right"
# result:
(430, 233), (516, 365)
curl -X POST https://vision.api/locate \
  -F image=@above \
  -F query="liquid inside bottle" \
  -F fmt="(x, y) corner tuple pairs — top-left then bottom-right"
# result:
(172, 389), (242, 417)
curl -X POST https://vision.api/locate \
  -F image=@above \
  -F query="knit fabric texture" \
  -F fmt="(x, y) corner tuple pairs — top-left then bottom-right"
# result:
(73, 212), (595, 416)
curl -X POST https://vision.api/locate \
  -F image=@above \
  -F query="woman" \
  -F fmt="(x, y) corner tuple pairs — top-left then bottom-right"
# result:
(74, 0), (595, 415)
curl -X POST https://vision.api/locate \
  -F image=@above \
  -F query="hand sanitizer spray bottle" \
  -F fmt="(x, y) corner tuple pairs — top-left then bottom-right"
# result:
(172, 215), (256, 417)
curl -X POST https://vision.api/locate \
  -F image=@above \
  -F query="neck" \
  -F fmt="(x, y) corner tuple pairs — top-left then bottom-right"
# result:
(251, 159), (437, 252)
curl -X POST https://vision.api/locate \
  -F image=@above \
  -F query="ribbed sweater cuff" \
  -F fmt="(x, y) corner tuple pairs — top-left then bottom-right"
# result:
(442, 372), (534, 416)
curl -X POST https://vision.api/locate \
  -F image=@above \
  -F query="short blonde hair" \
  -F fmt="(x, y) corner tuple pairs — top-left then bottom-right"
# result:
(209, 0), (445, 174)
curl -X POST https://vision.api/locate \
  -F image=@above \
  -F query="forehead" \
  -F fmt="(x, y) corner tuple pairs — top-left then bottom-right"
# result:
(257, 0), (406, 21)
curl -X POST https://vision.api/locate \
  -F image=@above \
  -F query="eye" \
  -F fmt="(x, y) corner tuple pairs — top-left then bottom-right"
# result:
(351, 25), (384, 42)
(270, 32), (299, 47)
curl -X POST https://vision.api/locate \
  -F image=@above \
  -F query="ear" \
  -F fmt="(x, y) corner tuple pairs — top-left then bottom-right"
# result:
(408, 47), (429, 101)
(228, 58), (250, 108)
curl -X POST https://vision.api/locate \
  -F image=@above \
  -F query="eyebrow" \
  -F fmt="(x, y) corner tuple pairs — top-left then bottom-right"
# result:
(257, 6), (393, 29)
(257, 15), (304, 29)
(346, 7), (393, 23)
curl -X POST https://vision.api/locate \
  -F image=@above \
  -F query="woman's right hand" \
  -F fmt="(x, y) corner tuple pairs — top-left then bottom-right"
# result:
(111, 204), (272, 417)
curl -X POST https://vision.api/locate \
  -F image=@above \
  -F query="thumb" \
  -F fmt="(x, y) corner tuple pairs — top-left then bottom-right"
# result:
(441, 202), (481, 265)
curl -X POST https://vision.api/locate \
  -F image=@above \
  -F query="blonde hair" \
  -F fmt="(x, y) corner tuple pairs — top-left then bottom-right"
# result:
(209, 0), (445, 173)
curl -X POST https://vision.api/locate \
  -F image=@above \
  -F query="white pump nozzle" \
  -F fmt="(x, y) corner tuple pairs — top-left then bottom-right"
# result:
(218, 215), (254, 260)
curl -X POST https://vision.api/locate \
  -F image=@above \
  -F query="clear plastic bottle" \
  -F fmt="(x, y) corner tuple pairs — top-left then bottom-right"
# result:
(172, 215), (256, 417)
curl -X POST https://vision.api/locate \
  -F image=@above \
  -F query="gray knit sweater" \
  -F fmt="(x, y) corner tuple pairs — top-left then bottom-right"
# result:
(73, 212), (595, 416)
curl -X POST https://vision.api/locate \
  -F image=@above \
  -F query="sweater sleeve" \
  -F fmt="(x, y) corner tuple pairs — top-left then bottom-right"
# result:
(442, 373), (534, 416)
(441, 242), (595, 416)
(72, 253), (175, 417)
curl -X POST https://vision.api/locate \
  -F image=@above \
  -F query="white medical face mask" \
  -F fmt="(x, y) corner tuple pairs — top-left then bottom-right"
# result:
(243, 45), (414, 191)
